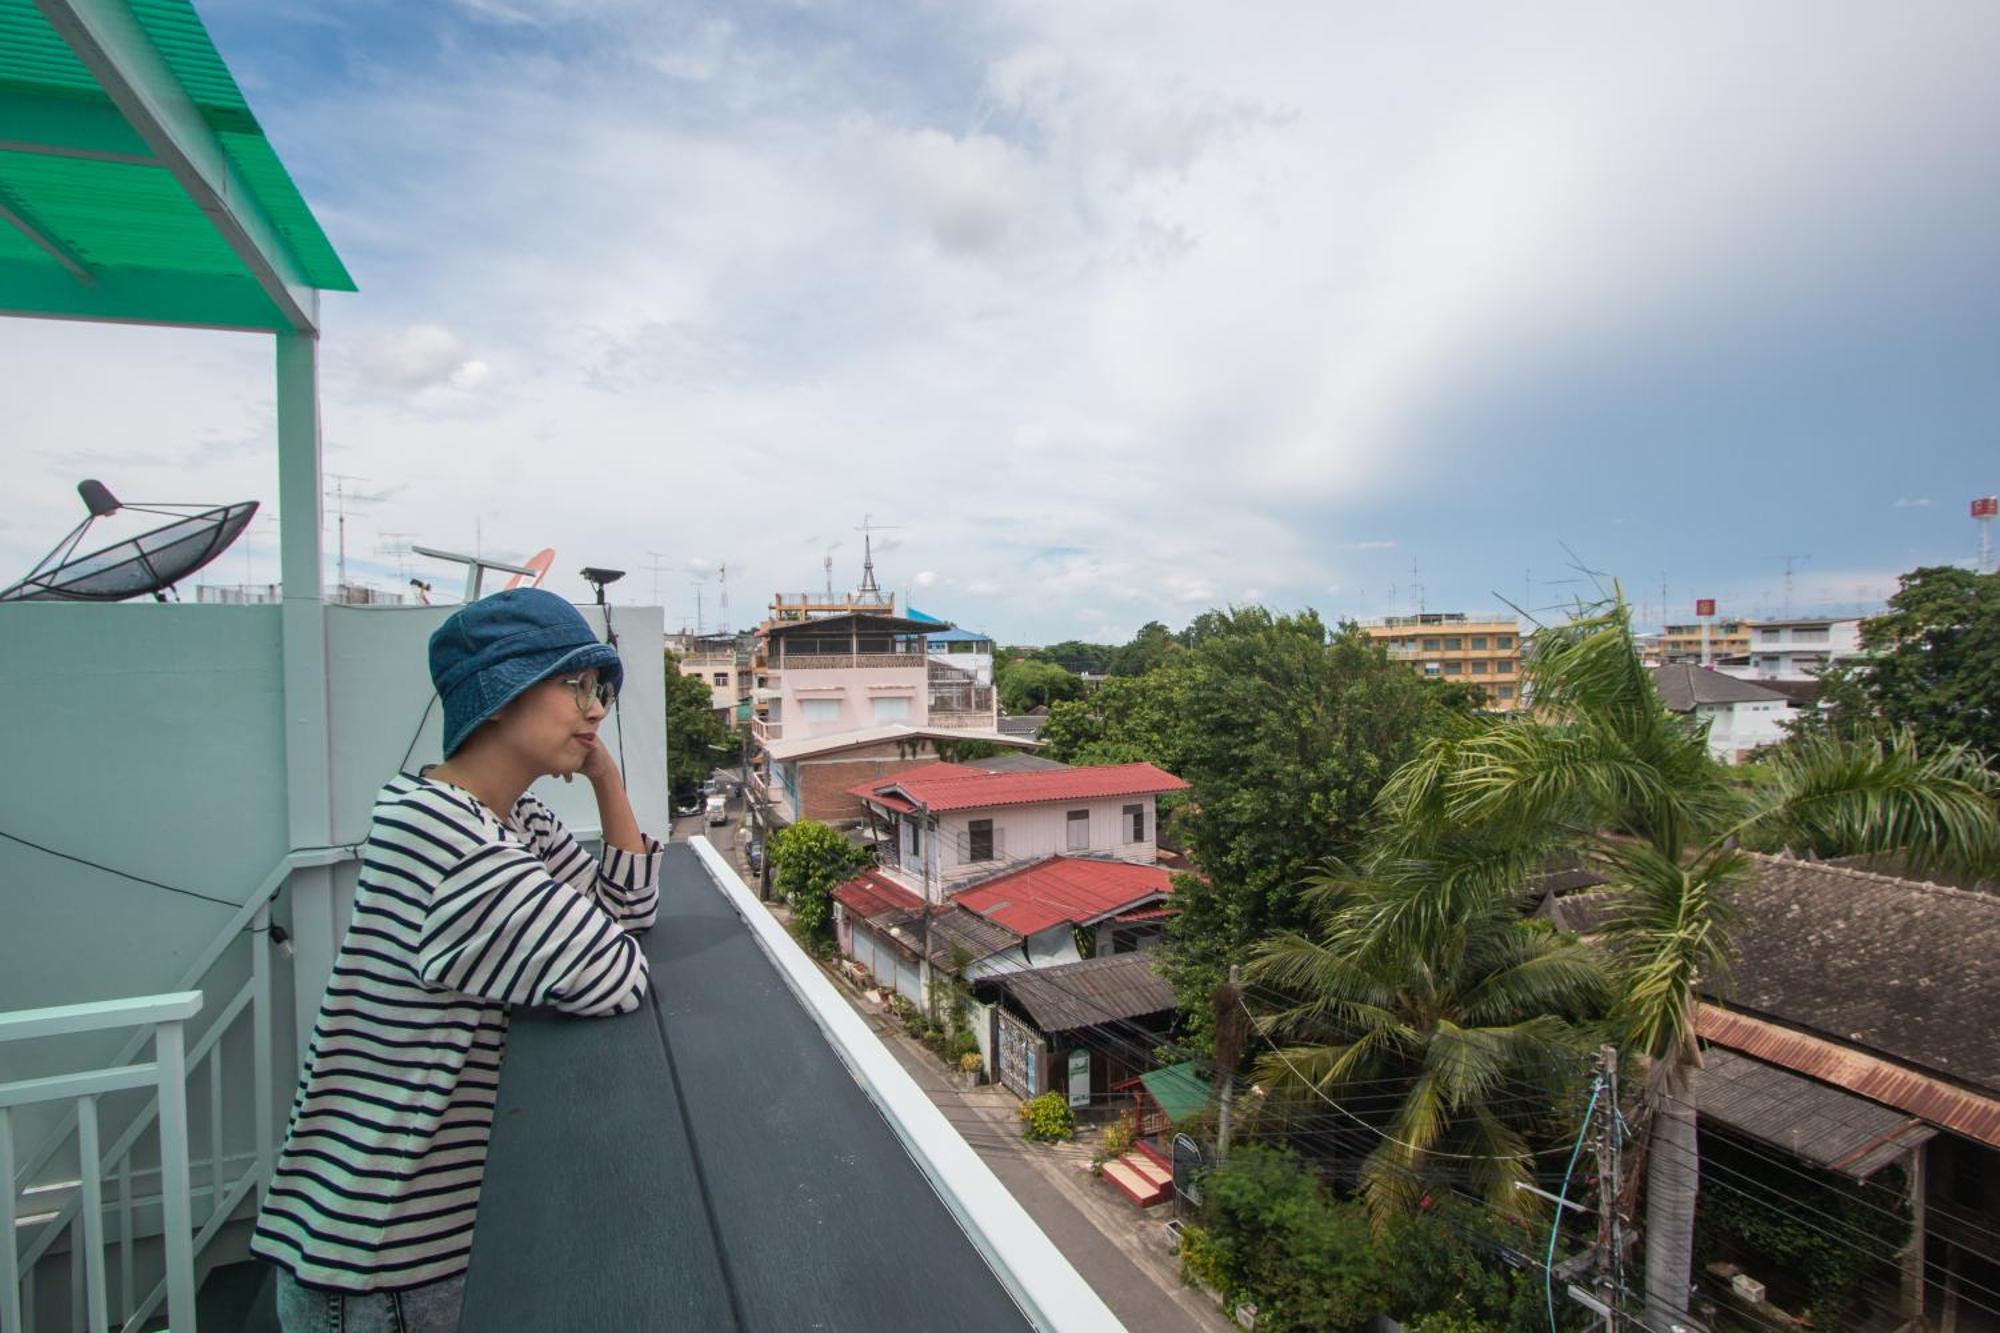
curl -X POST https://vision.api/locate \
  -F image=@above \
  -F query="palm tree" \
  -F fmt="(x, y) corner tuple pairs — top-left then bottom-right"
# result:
(1343, 596), (2000, 1329)
(1246, 867), (1605, 1224)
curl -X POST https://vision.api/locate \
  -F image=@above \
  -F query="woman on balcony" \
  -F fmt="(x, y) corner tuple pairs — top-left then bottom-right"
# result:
(252, 588), (664, 1332)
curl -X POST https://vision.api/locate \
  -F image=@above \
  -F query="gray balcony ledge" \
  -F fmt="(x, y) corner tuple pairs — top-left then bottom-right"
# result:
(461, 839), (1120, 1332)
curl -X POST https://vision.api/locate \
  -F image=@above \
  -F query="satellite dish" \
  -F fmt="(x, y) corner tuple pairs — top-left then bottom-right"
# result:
(0, 480), (258, 604)
(503, 548), (555, 591)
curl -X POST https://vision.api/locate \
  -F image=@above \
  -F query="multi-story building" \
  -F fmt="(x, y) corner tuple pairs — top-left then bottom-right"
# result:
(1726, 617), (1865, 681)
(668, 630), (750, 722)
(746, 610), (1022, 830)
(1362, 612), (1524, 710)
(1660, 619), (1755, 665)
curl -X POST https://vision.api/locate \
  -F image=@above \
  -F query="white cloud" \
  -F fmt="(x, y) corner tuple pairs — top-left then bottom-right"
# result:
(7, 2), (1996, 639)
(1893, 497), (1934, 508)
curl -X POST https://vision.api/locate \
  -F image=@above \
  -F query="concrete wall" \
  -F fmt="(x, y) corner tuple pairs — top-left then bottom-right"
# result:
(930, 795), (1159, 886)
(1696, 698), (1795, 763)
(778, 662), (930, 739)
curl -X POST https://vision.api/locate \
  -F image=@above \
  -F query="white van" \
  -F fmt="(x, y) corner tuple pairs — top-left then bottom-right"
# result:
(705, 794), (728, 826)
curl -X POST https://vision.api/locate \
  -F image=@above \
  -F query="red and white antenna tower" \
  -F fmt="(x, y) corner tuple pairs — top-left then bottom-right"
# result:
(1974, 497), (1997, 573)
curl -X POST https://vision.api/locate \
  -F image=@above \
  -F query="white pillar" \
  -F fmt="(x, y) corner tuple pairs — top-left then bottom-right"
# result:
(277, 330), (336, 1068)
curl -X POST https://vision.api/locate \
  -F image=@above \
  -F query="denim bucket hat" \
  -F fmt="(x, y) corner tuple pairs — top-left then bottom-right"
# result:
(429, 588), (623, 758)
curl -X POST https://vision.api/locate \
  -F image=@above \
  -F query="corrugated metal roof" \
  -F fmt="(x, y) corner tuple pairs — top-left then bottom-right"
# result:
(1692, 1047), (1934, 1179)
(859, 761), (1189, 815)
(951, 856), (1171, 935)
(987, 952), (1176, 1034)
(1698, 1006), (2000, 1150)
(0, 0), (354, 313)
(832, 869), (922, 920)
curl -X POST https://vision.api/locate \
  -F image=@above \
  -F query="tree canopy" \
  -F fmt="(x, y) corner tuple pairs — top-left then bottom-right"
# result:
(1039, 606), (1481, 1036)
(664, 651), (740, 803)
(996, 656), (1085, 712)
(769, 820), (874, 940)
(1803, 565), (2000, 760)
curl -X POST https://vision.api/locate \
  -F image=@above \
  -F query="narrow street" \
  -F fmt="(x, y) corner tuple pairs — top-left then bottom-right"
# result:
(843, 994), (1235, 1333)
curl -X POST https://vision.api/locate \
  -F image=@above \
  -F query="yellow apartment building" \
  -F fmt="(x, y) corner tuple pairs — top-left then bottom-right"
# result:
(1660, 619), (1754, 664)
(1362, 613), (1524, 710)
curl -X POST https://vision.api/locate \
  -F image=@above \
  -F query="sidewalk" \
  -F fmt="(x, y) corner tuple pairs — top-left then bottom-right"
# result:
(832, 982), (1234, 1333)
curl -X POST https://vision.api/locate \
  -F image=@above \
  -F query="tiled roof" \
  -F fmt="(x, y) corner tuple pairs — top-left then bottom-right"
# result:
(1548, 854), (2000, 1095)
(1650, 664), (1792, 711)
(854, 761), (1189, 815)
(986, 952), (1176, 1034)
(1715, 855), (2000, 1093)
(951, 856), (1172, 935)
(831, 869), (923, 921)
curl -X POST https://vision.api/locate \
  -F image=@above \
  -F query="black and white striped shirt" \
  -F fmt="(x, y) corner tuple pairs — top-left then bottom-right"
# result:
(251, 772), (660, 1291)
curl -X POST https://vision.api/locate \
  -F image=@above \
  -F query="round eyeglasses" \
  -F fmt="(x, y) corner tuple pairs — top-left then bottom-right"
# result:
(558, 673), (617, 713)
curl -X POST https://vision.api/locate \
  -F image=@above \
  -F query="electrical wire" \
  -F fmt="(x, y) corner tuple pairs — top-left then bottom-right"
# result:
(1547, 1076), (1602, 1333)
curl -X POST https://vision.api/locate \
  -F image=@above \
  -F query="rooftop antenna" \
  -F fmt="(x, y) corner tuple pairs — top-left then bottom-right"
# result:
(378, 531), (417, 582)
(1775, 554), (1810, 616)
(324, 472), (386, 594)
(717, 561), (729, 633)
(1411, 558), (1424, 614)
(854, 514), (903, 608)
(644, 551), (672, 607)
(1974, 497), (1998, 573)
(690, 578), (705, 636)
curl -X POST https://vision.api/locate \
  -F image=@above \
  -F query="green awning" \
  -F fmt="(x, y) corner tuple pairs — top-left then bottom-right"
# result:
(0, 0), (352, 331)
(1138, 1061), (1211, 1124)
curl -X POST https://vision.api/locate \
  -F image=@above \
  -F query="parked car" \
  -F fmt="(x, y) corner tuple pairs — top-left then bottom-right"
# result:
(705, 794), (728, 826)
(746, 839), (764, 876)
(674, 795), (702, 817)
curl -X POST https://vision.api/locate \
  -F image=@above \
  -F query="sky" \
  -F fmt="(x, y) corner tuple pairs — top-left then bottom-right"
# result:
(6, 0), (2000, 644)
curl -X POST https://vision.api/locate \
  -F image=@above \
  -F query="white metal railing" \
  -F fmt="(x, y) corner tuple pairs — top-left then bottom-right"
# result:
(2, 991), (205, 1333)
(6, 845), (351, 1333)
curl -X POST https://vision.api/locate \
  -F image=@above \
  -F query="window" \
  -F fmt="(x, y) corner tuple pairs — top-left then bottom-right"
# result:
(1443, 637), (1462, 650)
(871, 696), (911, 724)
(1124, 803), (1146, 843)
(967, 819), (994, 862)
(1495, 660), (1513, 674)
(1066, 809), (1089, 850)
(801, 698), (841, 722)
(1441, 661), (1461, 675)
(1495, 635), (1514, 649)
(1470, 636), (1488, 650)
(1497, 685), (1514, 701)
(712, 672), (729, 686)
(1422, 637), (1441, 651)
(1470, 660), (1489, 675)
(907, 819), (922, 857)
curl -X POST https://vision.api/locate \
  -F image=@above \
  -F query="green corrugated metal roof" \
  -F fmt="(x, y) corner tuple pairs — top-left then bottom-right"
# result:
(0, 0), (353, 330)
(1138, 1061), (1211, 1123)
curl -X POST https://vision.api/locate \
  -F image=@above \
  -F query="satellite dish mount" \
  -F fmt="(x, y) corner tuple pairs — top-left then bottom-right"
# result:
(0, 479), (258, 604)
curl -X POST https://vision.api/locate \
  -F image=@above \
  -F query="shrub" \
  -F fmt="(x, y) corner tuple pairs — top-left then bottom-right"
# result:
(1102, 1110), (1136, 1161)
(1177, 1223), (1231, 1298)
(768, 821), (872, 939)
(1018, 1091), (1076, 1143)
(949, 1029), (979, 1061)
(958, 1051), (983, 1075)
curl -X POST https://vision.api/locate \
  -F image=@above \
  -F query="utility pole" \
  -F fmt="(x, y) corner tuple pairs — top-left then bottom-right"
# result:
(1594, 1044), (1623, 1331)
(1214, 964), (1241, 1164)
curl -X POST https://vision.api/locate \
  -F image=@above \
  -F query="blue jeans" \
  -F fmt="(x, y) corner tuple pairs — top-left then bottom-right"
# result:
(274, 1267), (464, 1333)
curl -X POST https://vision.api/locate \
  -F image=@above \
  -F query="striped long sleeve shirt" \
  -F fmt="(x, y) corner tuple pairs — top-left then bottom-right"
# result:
(251, 772), (661, 1291)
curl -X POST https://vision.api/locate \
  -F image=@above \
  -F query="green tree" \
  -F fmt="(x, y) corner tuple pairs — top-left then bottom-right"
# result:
(1249, 874), (1605, 1223)
(1350, 595), (2000, 1328)
(996, 657), (1085, 712)
(768, 820), (873, 940)
(1110, 619), (1178, 676)
(664, 651), (739, 805)
(1808, 565), (2000, 759)
(1044, 608), (1478, 1040)
(1029, 639), (1116, 674)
